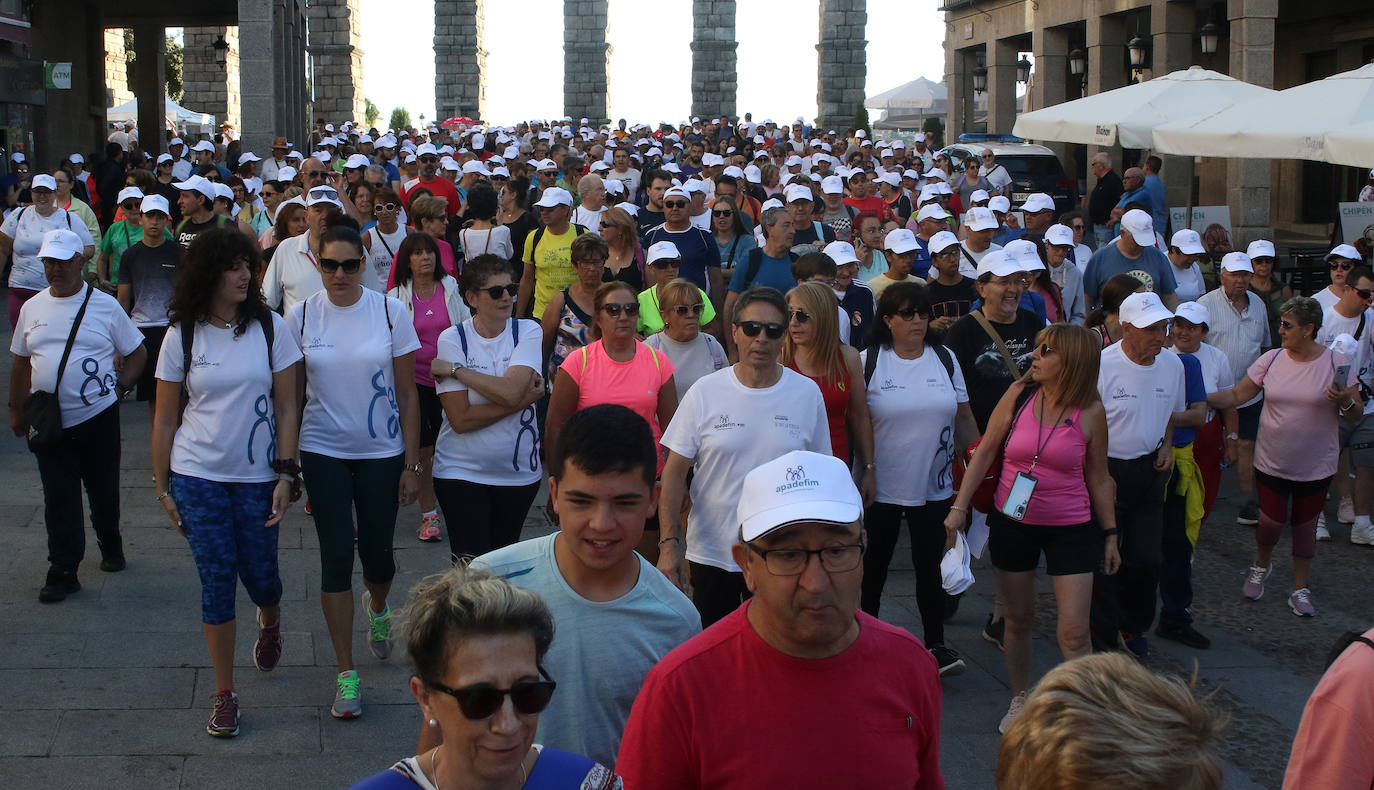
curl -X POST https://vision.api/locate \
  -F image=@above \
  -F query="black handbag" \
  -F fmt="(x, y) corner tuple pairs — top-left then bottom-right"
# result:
(22, 285), (93, 454)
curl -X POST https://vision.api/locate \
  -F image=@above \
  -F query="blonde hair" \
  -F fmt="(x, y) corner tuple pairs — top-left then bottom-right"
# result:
(599, 206), (637, 246)
(658, 278), (703, 313)
(1023, 323), (1101, 410)
(781, 281), (842, 384)
(403, 566), (555, 687)
(996, 653), (1224, 790)
(409, 194), (449, 223)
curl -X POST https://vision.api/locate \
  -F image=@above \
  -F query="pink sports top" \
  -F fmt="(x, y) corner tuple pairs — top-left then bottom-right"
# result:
(994, 391), (1091, 526)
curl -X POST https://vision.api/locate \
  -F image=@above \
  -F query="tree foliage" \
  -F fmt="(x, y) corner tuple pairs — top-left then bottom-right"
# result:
(364, 98), (380, 128)
(922, 117), (944, 149)
(388, 107), (411, 133)
(164, 35), (184, 103)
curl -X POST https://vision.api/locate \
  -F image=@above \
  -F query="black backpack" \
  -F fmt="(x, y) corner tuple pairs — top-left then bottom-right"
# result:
(863, 343), (954, 386)
(181, 311), (276, 397)
(741, 248), (799, 290)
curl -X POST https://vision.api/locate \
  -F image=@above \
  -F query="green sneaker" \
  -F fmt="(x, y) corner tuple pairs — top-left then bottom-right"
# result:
(331, 670), (361, 719)
(361, 590), (392, 660)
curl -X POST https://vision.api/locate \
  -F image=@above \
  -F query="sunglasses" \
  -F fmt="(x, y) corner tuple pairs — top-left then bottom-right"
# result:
(712, 210), (734, 218)
(427, 669), (557, 721)
(893, 307), (926, 321)
(648, 258), (680, 268)
(121, 201), (139, 211)
(319, 257), (362, 274)
(1037, 342), (1055, 355)
(735, 320), (786, 339)
(1330, 261), (1355, 271)
(670, 303), (705, 316)
(373, 203), (398, 213)
(1358, 288), (1373, 301)
(601, 301), (640, 317)
(418, 156), (439, 164)
(367, 181), (386, 190)
(1280, 320), (1297, 330)
(479, 283), (520, 299)
(309, 186), (339, 201)
(663, 200), (688, 209)
(787, 309), (812, 324)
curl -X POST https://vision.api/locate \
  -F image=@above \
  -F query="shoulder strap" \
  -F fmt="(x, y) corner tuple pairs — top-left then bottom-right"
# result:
(727, 234), (740, 266)
(175, 217), (189, 236)
(932, 343), (955, 382)
(54, 285), (95, 391)
(181, 319), (194, 393)
(863, 347), (879, 385)
(381, 291), (393, 332)
(15, 206), (25, 223)
(971, 310), (1021, 379)
(1358, 312), (1366, 341)
(743, 247), (764, 289)
(529, 225), (546, 260)
(959, 245), (979, 268)
(259, 312), (275, 373)
(510, 317), (520, 347)
(573, 223), (587, 236)
(457, 322), (468, 358)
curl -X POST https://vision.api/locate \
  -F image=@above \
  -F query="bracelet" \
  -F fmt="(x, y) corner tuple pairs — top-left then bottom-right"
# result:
(862, 463), (875, 472)
(949, 505), (968, 513)
(271, 458), (301, 476)
(277, 474), (296, 484)
(155, 491), (171, 503)
(658, 535), (682, 546)
(1101, 528), (1119, 537)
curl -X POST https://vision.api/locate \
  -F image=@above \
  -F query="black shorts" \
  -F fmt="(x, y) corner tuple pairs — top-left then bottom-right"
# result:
(1238, 398), (1263, 441)
(417, 383), (442, 448)
(136, 325), (169, 402)
(987, 510), (1101, 576)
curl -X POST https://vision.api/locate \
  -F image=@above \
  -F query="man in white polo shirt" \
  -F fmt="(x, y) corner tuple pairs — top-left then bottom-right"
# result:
(1092, 291), (1188, 657)
(1198, 252), (1270, 525)
(958, 206), (1002, 279)
(262, 186), (379, 313)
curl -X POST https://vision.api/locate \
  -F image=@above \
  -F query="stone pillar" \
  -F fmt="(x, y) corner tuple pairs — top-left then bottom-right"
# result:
(435, 0), (486, 120)
(240, 0), (310, 157)
(130, 25), (166, 153)
(1153, 0), (1195, 218)
(104, 29), (135, 110)
(944, 46), (968, 138)
(564, 0), (610, 124)
(182, 26), (241, 134)
(691, 0), (737, 121)
(986, 38), (1018, 135)
(307, 0), (365, 125)
(1031, 25), (1070, 185)
(1226, 0), (1277, 246)
(1085, 11), (1127, 193)
(816, 0), (867, 131)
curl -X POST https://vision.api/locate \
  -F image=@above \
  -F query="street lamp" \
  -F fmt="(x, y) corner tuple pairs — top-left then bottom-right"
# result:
(1199, 23), (1220, 56)
(1127, 35), (1148, 69)
(972, 66), (988, 94)
(1016, 56), (1032, 84)
(1068, 48), (1087, 76)
(212, 35), (228, 66)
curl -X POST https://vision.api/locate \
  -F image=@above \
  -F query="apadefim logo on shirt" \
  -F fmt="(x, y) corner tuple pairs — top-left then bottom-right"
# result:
(305, 336), (334, 351)
(776, 465), (820, 494)
(713, 413), (743, 431)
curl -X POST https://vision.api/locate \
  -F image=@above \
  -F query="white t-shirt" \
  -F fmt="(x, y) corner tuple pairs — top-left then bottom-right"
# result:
(1073, 243), (1093, 274)
(458, 226), (514, 261)
(980, 163), (1013, 191)
(688, 211), (711, 231)
(643, 331), (728, 401)
(609, 167), (641, 196)
(572, 206), (608, 235)
(1313, 286), (1341, 312)
(2, 207), (96, 292)
(958, 241), (1002, 279)
(286, 289), (421, 459)
(10, 286), (143, 428)
(363, 225), (408, 291)
(862, 345), (969, 506)
(263, 234), (384, 313)
(1185, 341), (1235, 422)
(1317, 305), (1374, 414)
(432, 318), (543, 485)
(1097, 344), (1187, 459)
(1171, 262), (1206, 303)
(156, 314), (304, 482)
(659, 366), (831, 571)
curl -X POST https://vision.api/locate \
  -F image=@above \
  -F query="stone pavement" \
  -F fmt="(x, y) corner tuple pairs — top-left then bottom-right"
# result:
(2, 328), (1370, 789)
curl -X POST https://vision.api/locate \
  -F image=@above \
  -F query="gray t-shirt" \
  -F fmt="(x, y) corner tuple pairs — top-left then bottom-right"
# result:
(1083, 241), (1177, 305)
(119, 240), (181, 327)
(644, 330), (729, 400)
(471, 533), (700, 767)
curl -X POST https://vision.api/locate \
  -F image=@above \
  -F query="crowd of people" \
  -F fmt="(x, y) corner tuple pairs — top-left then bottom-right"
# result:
(5, 112), (1373, 788)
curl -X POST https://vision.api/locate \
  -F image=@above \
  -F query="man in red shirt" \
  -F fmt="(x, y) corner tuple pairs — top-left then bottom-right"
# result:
(618, 450), (944, 790)
(400, 142), (461, 216)
(842, 169), (891, 222)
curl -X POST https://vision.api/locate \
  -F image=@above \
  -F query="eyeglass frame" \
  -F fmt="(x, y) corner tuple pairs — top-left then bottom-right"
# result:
(746, 538), (867, 576)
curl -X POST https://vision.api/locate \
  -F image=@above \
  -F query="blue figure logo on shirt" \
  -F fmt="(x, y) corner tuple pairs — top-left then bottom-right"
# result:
(77, 358), (114, 405)
(933, 425), (955, 491)
(367, 369), (400, 440)
(512, 404), (539, 472)
(248, 393), (277, 465)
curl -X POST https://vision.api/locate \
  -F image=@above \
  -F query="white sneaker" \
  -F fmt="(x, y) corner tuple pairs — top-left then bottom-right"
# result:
(1352, 523), (1374, 546)
(1316, 512), (1331, 541)
(998, 692), (1027, 735)
(1339, 496), (1356, 524)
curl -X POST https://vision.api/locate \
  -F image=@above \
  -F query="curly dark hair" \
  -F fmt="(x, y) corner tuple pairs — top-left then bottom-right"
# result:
(460, 253), (512, 301)
(167, 227), (270, 337)
(463, 183), (499, 221)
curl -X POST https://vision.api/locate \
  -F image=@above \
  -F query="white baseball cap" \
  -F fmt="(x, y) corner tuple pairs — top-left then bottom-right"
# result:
(663, 185), (690, 201)
(736, 450), (863, 543)
(38, 229), (86, 261)
(9, 152), (23, 164)
(920, 230), (954, 255)
(970, 189), (990, 204)
(305, 185), (344, 209)
(275, 166), (299, 183)
(924, 168), (948, 182)
(1120, 209), (1156, 247)
(1005, 239), (1045, 272)
(902, 169), (922, 181)
(191, 140), (215, 153)
(915, 203), (948, 223)
(237, 151), (262, 164)
(822, 240), (859, 266)
(1328, 244), (1361, 262)
(646, 240), (681, 265)
(415, 143), (439, 157)
(784, 184), (814, 203)
(615, 201), (639, 216)
(1173, 301), (1211, 327)
(116, 186), (145, 205)
(821, 175), (844, 195)
(877, 172), (902, 187)
(140, 195), (170, 215)
(988, 195), (1011, 214)
(1120, 291), (1174, 328)
(1170, 229), (1206, 255)
(156, 153), (174, 165)
(1020, 193), (1055, 213)
(173, 174), (217, 202)
(461, 160), (490, 176)
(212, 182), (236, 203)
(743, 164), (762, 184)
(964, 206), (998, 232)
(884, 228), (920, 254)
(534, 187), (573, 208)
(603, 178), (624, 195)
(976, 249), (1022, 279)
(68, 153), (85, 164)
(1045, 224), (1075, 248)
(344, 153), (371, 170)
(1246, 239), (1276, 260)
(1220, 251), (1253, 273)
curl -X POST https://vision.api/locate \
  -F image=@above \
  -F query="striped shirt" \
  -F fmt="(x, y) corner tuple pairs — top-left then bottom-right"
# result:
(1197, 287), (1270, 408)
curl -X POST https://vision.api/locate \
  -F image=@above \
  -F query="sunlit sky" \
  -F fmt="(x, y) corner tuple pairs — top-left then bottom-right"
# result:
(358, 0), (945, 126)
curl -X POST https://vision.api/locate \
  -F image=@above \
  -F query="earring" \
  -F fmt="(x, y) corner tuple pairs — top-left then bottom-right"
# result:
(428, 718), (438, 727)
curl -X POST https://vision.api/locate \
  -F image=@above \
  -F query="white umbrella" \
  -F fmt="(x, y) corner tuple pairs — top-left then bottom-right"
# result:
(865, 77), (946, 111)
(1153, 62), (1374, 161)
(1322, 119), (1374, 168)
(1012, 66), (1274, 148)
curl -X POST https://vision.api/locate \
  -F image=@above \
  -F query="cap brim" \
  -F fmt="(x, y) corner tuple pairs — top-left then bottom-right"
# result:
(1126, 306), (1175, 327)
(1129, 229), (1156, 246)
(740, 500), (861, 543)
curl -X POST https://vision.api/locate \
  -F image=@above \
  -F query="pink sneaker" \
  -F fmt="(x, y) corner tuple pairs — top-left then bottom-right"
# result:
(1289, 588), (1316, 617)
(418, 512), (442, 542)
(206, 690), (239, 737)
(1242, 565), (1271, 600)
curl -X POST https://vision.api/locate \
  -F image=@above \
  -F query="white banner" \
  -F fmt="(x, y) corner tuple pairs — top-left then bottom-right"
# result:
(1338, 202), (1374, 245)
(1168, 206), (1232, 236)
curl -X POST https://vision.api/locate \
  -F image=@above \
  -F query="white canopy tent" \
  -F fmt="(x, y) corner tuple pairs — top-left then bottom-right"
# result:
(1011, 66), (1275, 148)
(106, 96), (216, 134)
(865, 77), (946, 111)
(1152, 62), (1374, 162)
(1325, 119), (1374, 168)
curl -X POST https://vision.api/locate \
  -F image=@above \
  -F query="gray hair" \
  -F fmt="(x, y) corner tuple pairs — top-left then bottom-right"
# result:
(577, 175), (605, 199)
(364, 164), (387, 181)
(760, 206), (788, 237)
(403, 566), (555, 685)
(1279, 296), (1323, 337)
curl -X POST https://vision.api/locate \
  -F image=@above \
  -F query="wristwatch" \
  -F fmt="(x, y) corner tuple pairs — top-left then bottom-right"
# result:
(405, 462), (423, 475)
(1225, 432), (1239, 441)
(449, 361), (465, 378)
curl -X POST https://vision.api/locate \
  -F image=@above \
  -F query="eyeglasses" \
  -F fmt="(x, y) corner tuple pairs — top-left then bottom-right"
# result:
(367, 181), (386, 191)
(712, 210), (734, 218)
(418, 155), (438, 164)
(573, 257), (605, 268)
(981, 153), (994, 159)
(601, 301), (640, 317)
(734, 320), (786, 339)
(648, 258), (680, 268)
(747, 541), (866, 576)
(480, 283), (520, 299)
(427, 668), (557, 720)
(1330, 261), (1355, 271)
(663, 200), (688, 209)
(670, 303), (705, 316)
(1280, 320), (1297, 330)
(894, 307), (926, 321)
(787, 309), (811, 324)
(121, 201), (139, 211)
(1037, 342), (1056, 356)
(303, 171), (327, 181)
(1358, 288), (1373, 301)
(373, 203), (398, 213)
(319, 256), (362, 274)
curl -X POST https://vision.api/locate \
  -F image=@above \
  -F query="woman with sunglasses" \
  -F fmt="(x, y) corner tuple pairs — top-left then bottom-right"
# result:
(544, 281), (678, 489)
(860, 281), (979, 677)
(389, 233), (472, 545)
(944, 323), (1119, 734)
(710, 194), (755, 279)
(428, 254), (545, 561)
(637, 241), (718, 337)
(1210, 296), (1362, 617)
(351, 566), (621, 790)
(285, 221), (423, 720)
(657, 286), (831, 624)
(457, 184), (513, 263)
(388, 194), (457, 289)
(644, 278), (727, 401)
(541, 234), (604, 389)
(597, 207), (645, 288)
(362, 188), (409, 288)
(263, 198), (306, 265)
(781, 281), (873, 475)
(954, 155), (987, 211)
(1313, 244), (1362, 312)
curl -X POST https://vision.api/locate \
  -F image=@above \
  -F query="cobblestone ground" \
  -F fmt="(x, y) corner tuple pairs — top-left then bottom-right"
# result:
(1, 316), (1368, 788)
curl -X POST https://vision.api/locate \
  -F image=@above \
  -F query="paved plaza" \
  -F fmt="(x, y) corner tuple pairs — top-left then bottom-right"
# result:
(1, 324), (1369, 789)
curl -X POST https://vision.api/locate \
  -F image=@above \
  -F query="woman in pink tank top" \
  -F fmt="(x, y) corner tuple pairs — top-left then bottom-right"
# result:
(944, 323), (1119, 734)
